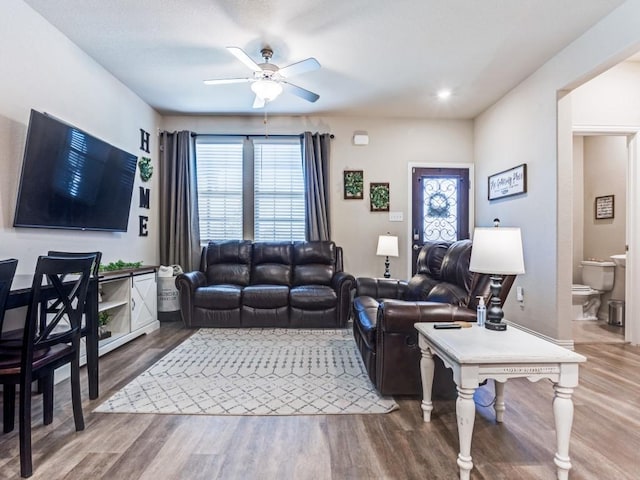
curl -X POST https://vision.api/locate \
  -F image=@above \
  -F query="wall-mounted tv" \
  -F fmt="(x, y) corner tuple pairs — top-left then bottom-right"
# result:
(14, 110), (137, 232)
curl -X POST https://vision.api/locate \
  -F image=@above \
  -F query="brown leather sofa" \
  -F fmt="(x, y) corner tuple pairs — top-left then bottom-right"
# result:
(352, 239), (515, 397)
(176, 240), (355, 328)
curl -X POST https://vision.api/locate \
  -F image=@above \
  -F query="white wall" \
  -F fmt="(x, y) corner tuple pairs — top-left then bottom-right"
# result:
(162, 115), (474, 279)
(474, 0), (640, 340)
(0, 1), (161, 274)
(572, 61), (640, 126)
(582, 136), (627, 262)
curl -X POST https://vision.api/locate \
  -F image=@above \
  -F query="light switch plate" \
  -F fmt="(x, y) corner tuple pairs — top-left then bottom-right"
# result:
(389, 211), (403, 222)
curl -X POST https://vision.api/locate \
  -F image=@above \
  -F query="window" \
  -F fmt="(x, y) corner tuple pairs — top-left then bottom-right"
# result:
(195, 136), (305, 242)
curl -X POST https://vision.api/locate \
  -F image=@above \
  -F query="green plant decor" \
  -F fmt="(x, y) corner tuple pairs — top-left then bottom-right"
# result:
(344, 170), (364, 199)
(98, 311), (111, 327)
(100, 260), (143, 272)
(370, 183), (390, 211)
(138, 156), (153, 182)
(98, 311), (112, 340)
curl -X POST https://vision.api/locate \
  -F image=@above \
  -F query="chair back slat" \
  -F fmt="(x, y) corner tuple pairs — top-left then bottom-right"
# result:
(40, 251), (101, 332)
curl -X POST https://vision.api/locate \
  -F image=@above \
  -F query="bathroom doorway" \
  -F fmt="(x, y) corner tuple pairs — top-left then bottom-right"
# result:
(571, 129), (635, 345)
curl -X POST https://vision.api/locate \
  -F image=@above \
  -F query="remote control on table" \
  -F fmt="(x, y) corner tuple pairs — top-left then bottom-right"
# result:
(433, 323), (462, 329)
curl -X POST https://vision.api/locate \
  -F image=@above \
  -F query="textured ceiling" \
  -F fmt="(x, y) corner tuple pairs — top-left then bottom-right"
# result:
(24, 0), (628, 118)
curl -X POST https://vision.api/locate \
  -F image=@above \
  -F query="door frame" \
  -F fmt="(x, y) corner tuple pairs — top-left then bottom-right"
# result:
(572, 125), (639, 345)
(407, 162), (475, 275)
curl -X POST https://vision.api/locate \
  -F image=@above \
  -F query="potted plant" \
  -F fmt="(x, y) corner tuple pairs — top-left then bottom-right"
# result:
(98, 311), (112, 340)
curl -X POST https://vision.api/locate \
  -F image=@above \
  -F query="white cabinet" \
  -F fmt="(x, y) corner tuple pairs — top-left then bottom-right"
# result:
(93, 268), (159, 357)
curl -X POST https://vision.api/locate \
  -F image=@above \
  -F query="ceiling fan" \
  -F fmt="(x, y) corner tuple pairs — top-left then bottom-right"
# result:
(204, 46), (321, 108)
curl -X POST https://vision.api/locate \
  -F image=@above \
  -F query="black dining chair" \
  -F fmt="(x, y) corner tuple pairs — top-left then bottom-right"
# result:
(38, 251), (101, 401)
(0, 258), (19, 335)
(0, 255), (94, 478)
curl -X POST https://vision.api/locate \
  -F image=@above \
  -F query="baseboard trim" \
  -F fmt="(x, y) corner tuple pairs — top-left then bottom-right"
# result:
(504, 320), (575, 350)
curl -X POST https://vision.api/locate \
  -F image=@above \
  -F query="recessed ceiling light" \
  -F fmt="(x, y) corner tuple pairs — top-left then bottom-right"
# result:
(437, 89), (452, 100)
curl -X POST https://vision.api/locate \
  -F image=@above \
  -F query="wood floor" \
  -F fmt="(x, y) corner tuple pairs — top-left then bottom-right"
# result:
(1, 321), (638, 480)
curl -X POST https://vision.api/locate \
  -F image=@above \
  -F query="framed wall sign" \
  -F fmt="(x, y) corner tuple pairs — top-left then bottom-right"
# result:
(488, 163), (527, 201)
(595, 195), (614, 219)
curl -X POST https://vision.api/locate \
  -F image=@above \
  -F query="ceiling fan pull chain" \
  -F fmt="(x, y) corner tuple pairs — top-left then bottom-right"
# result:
(264, 109), (269, 138)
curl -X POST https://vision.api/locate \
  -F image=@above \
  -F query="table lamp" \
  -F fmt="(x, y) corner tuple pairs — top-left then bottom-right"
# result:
(376, 233), (399, 278)
(469, 220), (525, 331)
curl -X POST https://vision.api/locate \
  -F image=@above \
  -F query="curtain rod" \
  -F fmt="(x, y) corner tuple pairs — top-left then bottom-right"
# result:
(189, 133), (335, 139)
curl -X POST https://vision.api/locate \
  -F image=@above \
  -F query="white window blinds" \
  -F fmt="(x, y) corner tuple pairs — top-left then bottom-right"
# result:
(195, 136), (305, 242)
(253, 139), (305, 242)
(195, 139), (243, 241)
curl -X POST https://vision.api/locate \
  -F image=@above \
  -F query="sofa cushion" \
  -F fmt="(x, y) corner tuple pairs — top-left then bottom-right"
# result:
(194, 285), (242, 309)
(425, 282), (469, 307)
(290, 285), (337, 309)
(439, 239), (473, 293)
(242, 285), (290, 308)
(292, 241), (335, 286)
(404, 274), (439, 301)
(415, 241), (449, 279)
(205, 240), (253, 286)
(353, 296), (378, 349)
(251, 242), (292, 286)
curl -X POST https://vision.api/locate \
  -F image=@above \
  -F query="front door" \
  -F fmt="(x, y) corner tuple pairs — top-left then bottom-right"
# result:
(411, 167), (470, 273)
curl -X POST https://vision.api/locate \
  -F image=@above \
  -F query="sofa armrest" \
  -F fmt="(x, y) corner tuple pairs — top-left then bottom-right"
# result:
(332, 271), (356, 327)
(176, 271), (206, 293)
(175, 271), (207, 327)
(355, 277), (408, 301)
(378, 299), (476, 334)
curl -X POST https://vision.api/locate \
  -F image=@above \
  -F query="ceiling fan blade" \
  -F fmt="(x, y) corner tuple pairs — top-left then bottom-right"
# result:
(278, 58), (321, 78)
(282, 81), (320, 103)
(203, 78), (252, 85)
(227, 46), (261, 72)
(252, 95), (266, 109)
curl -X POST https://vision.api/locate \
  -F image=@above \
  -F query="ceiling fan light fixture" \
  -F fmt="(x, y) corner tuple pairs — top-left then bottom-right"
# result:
(251, 79), (283, 102)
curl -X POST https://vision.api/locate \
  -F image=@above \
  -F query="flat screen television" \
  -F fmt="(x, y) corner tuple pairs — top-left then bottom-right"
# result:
(14, 110), (137, 232)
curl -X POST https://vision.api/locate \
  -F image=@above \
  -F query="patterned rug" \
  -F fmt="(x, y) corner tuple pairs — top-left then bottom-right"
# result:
(94, 328), (398, 415)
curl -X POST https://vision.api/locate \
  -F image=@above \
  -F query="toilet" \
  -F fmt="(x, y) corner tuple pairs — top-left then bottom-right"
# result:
(572, 260), (615, 321)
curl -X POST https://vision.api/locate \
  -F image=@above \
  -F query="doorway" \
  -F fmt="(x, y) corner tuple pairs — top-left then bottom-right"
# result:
(410, 167), (470, 274)
(571, 126), (639, 345)
(571, 133), (628, 344)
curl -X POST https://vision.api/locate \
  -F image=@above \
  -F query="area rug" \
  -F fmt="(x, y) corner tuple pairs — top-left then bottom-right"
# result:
(94, 328), (398, 415)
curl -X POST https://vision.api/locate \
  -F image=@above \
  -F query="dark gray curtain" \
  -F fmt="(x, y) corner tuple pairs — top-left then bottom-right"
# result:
(159, 131), (200, 271)
(301, 132), (331, 241)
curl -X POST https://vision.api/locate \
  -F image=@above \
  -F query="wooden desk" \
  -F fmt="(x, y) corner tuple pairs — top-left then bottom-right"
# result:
(415, 323), (586, 480)
(6, 273), (100, 399)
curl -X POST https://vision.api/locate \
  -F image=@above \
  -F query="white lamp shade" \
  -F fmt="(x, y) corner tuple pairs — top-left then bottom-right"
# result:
(469, 227), (525, 275)
(251, 79), (283, 101)
(376, 235), (399, 257)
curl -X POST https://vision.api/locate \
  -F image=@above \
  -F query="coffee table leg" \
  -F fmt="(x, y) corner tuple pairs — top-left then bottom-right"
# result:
(494, 380), (505, 423)
(420, 346), (435, 422)
(456, 386), (476, 480)
(553, 384), (575, 480)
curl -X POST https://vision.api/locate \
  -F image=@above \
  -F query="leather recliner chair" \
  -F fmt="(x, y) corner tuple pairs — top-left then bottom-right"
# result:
(352, 239), (515, 397)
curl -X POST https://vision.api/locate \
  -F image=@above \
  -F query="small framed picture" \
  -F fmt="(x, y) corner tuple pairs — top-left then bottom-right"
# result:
(370, 182), (390, 212)
(595, 195), (614, 219)
(343, 170), (364, 199)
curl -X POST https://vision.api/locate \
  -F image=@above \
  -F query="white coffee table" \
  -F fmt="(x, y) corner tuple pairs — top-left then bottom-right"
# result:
(415, 323), (586, 480)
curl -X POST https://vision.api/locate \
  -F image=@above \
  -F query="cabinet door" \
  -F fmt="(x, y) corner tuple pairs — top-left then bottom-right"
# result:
(130, 272), (157, 331)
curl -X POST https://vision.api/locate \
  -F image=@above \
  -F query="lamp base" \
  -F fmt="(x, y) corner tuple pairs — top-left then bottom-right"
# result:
(485, 321), (507, 331)
(383, 256), (391, 278)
